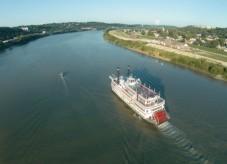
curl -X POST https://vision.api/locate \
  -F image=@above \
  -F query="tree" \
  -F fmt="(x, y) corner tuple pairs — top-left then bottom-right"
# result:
(218, 38), (225, 46)
(141, 30), (145, 35)
(210, 40), (219, 48)
(193, 40), (200, 46)
(169, 30), (178, 39)
(147, 30), (153, 36)
(160, 32), (167, 38)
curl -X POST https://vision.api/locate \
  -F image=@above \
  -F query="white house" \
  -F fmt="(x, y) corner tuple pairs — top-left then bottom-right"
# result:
(21, 27), (29, 31)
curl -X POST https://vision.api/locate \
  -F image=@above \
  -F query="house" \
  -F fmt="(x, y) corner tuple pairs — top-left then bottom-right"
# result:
(3, 40), (9, 43)
(21, 27), (29, 31)
(224, 39), (227, 47)
(187, 38), (196, 44)
(153, 33), (159, 38)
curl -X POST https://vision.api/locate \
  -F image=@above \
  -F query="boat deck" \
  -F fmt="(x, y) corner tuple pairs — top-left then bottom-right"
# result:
(112, 76), (164, 105)
(129, 82), (157, 99)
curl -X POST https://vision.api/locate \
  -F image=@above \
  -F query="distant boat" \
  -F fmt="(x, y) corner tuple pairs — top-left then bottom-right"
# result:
(59, 72), (64, 78)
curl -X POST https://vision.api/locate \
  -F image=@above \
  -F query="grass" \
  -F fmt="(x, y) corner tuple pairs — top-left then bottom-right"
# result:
(190, 44), (227, 56)
(190, 45), (227, 62)
(104, 30), (227, 81)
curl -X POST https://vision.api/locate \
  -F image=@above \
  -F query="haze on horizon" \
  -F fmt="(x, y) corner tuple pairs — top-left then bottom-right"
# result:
(0, 0), (227, 28)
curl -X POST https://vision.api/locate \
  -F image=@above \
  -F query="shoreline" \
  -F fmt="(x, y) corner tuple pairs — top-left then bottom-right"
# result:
(104, 30), (227, 83)
(0, 29), (91, 52)
(0, 34), (47, 52)
(108, 30), (227, 67)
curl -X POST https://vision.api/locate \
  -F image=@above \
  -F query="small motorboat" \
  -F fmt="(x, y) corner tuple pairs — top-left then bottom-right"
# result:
(59, 72), (64, 78)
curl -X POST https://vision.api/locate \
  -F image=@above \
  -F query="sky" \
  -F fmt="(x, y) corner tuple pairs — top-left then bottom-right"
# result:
(0, 0), (226, 27)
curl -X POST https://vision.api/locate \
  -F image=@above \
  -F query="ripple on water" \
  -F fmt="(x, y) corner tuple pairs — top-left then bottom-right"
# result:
(158, 122), (212, 163)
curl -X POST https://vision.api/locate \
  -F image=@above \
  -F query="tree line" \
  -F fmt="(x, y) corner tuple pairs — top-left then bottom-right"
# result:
(0, 22), (138, 51)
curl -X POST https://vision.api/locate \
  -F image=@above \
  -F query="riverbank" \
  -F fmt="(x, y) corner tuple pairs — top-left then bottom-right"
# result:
(104, 30), (227, 82)
(0, 22), (141, 52)
(0, 34), (48, 51)
(0, 30), (82, 52)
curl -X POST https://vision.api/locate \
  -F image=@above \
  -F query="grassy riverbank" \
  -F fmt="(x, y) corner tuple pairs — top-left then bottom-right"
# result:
(104, 30), (227, 81)
(0, 34), (48, 51)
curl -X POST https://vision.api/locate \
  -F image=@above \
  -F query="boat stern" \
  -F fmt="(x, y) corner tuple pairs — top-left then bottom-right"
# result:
(153, 110), (169, 125)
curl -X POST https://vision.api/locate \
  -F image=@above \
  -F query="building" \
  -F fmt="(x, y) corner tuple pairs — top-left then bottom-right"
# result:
(21, 27), (29, 31)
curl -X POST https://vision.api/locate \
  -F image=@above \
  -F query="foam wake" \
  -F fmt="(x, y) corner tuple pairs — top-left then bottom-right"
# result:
(158, 122), (211, 164)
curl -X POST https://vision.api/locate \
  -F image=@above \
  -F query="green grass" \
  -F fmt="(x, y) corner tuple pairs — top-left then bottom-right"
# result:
(190, 45), (227, 62)
(190, 44), (227, 56)
(104, 30), (227, 81)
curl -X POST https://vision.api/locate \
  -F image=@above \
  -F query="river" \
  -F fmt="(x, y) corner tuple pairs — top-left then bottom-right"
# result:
(0, 31), (227, 163)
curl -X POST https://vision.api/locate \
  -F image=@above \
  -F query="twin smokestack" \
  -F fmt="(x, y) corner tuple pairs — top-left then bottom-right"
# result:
(117, 65), (130, 84)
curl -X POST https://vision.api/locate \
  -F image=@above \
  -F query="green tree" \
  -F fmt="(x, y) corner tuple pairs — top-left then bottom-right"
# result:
(210, 40), (219, 48)
(147, 30), (153, 36)
(169, 31), (178, 39)
(218, 38), (225, 46)
(141, 30), (145, 35)
(193, 40), (200, 46)
(161, 32), (167, 38)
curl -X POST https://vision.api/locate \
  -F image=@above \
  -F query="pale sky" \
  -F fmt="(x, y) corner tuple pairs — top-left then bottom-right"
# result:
(0, 0), (226, 27)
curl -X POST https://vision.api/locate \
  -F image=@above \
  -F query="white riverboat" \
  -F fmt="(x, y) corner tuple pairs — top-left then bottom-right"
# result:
(109, 66), (169, 125)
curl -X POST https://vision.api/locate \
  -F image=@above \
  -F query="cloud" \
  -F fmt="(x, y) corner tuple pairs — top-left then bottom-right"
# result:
(154, 19), (160, 25)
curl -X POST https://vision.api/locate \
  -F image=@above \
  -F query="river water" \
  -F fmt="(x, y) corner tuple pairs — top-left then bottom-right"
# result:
(0, 31), (227, 164)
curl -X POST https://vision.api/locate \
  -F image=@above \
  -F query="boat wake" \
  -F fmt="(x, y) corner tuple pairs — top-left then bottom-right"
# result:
(133, 113), (142, 120)
(158, 122), (211, 164)
(60, 75), (69, 96)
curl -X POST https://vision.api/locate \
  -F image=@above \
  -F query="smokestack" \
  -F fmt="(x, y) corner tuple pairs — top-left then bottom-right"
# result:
(127, 65), (130, 77)
(117, 67), (120, 84)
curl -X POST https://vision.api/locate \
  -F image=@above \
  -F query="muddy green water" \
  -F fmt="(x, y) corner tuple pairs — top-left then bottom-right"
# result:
(0, 31), (227, 163)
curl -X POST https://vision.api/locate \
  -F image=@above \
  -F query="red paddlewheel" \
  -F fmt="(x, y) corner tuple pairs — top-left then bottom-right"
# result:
(154, 110), (168, 124)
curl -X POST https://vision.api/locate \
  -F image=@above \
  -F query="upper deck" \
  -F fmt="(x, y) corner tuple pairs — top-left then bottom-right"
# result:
(126, 76), (156, 98)
(125, 76), (165, 107)
(110, 75), (165, 107)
